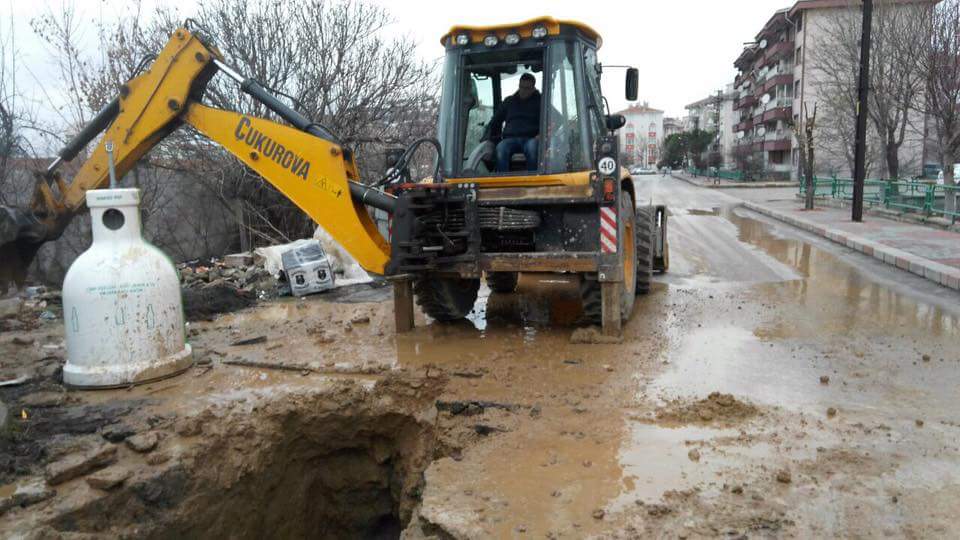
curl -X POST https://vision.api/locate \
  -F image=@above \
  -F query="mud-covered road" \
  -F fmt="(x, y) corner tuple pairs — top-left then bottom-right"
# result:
(3, 178), (960, 538)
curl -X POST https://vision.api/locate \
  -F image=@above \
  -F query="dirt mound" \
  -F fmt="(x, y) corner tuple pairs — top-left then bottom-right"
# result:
(182, 284), (255, 321)
(654, 392), (759, 426)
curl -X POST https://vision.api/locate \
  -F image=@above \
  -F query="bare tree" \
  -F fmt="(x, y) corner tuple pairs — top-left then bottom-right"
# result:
(810, 0), (930, 179)
(919, 0), (960, 195)
(26, 0), (436, 276)
(0, 12), (42, 205)
(793, 103), (818, 210)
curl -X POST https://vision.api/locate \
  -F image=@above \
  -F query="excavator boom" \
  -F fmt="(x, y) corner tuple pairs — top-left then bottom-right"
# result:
(0, 27), (393, 291)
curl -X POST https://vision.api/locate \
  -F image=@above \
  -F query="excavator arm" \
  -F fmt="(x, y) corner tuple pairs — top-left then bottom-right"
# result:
(0, 27), (395, 291)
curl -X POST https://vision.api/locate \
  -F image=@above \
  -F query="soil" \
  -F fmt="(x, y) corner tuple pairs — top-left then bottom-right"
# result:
(651, 392), (760, 427)
(181, 285), (256, 321)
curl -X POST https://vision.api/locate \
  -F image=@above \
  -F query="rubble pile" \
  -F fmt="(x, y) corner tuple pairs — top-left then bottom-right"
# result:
(0, 287), (62, 331)
(177, 252), (277, 298)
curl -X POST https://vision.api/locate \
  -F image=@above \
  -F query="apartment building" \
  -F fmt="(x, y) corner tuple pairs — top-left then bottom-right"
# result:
(663, 117), (684, 139)
(732, 0), (933, 180)
(732, 8), (797, 179)
(685, 85), (737, 168)
(615, 102), (664, 167)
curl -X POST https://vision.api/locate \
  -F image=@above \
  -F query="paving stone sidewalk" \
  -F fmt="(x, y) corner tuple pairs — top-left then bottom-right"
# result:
(674, 171), (796, 189)
(741, 198), (960, 291)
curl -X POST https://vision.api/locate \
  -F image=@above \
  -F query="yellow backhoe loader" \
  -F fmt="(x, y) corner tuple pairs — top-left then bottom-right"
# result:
(0, 17), (668, 335)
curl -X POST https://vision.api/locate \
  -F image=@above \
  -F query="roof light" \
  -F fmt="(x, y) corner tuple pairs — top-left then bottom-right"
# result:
(455, 33), (469, 46)
(531, 25), (548, 39)
(483, 34), (498, 47)
(504, 32), (520, 45)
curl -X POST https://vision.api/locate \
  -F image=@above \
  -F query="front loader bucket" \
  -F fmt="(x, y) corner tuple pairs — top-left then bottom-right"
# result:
(0, 206), (47, 294)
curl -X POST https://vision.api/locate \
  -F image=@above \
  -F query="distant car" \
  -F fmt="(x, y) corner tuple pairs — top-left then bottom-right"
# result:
(923, 163), (942, 179)
(631, 167), (656, 175)
(937, 164), (960, 185)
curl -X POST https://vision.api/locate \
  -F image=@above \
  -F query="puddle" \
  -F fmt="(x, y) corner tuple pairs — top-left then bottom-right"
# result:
(468, 273), (583, 332)
(614, 424), (761, 507)
(651, 206), (960, 420)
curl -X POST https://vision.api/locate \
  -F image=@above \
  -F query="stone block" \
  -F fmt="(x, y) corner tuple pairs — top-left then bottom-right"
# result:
(46, 444), (117, 486)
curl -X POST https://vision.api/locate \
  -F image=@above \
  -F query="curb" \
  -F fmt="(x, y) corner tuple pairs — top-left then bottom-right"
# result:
(671, 174), (796, 189)
(793, 195), (960, 233)
(741, 201), (960, 291)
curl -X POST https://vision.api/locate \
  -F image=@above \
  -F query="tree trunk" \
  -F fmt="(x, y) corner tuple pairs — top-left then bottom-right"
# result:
(885, 132), (900, 180)
(805, 144), (816, 210)
(945, 149), (957, 215)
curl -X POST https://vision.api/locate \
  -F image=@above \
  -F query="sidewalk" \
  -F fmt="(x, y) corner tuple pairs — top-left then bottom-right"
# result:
(673, 171), (796, 189)
(740, 198), (960, 291)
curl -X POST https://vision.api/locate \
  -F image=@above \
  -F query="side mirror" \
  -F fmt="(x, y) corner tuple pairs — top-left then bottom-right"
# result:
(605, 114), (626, 131)
(625, 67), (639, 101)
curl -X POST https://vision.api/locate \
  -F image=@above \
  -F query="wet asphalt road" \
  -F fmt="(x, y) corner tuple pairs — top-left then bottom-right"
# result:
(409, 176), (960, 537)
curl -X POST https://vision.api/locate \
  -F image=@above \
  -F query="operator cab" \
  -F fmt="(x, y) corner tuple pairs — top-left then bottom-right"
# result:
(438, 17), (630, 180)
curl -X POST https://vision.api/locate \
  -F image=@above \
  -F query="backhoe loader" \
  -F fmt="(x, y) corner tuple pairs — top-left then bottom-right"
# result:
(0, 17), (668, 335)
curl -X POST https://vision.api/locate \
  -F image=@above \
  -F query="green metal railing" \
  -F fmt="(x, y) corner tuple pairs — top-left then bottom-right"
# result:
(686, 167), (744, 181)
(797, 177), (960, 223)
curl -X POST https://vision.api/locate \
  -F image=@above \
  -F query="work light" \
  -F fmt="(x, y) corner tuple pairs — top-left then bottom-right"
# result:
(483, 34), (498, 47)
(455, 33), (469, 46)
(505, 32), (520, 45)
(531, 25), (548, 39)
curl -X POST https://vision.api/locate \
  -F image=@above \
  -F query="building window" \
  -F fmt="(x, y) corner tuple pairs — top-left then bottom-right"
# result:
(797, 14), (803, 32)
(795, 46), (802, 64)
(794, 80), (801, 97)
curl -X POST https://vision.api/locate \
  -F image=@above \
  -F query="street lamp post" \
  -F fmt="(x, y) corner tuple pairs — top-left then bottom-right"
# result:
(852, 0), (873, 222)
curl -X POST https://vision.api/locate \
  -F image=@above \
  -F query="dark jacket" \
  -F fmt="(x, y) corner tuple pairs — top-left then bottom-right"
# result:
(488, 90), (541, 140)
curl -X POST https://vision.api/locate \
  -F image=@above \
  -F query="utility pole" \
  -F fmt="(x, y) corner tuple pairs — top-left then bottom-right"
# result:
(852, 0), (873, 222)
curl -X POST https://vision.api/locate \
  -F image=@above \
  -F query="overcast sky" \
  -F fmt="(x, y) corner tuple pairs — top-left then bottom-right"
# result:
(1, 0), (788, 120)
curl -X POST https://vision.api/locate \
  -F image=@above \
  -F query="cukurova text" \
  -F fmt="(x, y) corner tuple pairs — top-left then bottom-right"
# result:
(234, 117), (311, 180)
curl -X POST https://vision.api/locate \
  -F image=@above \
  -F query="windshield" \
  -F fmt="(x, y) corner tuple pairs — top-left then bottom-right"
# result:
(437, 41), (593, 178)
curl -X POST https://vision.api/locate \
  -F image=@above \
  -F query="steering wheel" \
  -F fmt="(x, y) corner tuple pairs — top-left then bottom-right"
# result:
(464, 141), (495, 175)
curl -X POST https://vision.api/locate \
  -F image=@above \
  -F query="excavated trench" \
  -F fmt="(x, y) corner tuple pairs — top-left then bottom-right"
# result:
(45, 380), (441, 539)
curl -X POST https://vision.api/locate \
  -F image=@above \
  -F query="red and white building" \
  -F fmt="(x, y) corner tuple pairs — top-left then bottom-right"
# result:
(614, 102), (664, 168)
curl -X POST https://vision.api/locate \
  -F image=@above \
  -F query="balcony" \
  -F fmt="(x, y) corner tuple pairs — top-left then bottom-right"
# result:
(763, 130), (792, 152)
(735, 118), (754, 132)
(763, 39), (794, 63)
(761, 73), (793, 94)
(736, 95), (758, 110)
(762, 105), (792, 123)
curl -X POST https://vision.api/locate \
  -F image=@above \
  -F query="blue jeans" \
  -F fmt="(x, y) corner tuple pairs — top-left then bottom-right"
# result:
(496, 137), (539, 172)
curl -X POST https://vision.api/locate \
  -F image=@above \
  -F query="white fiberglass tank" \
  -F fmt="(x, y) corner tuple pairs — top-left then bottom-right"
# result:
(62, 188), (192, 388)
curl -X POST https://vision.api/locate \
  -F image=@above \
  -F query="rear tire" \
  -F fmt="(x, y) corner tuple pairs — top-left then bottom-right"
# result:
(485, 272), (518, 293)
(636, 206), (654, 295)
(414, 276), (480, 322)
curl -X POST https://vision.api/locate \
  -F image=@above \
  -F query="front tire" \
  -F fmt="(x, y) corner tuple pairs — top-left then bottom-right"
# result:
(580, 192), (637, 323)
(414, 276), (480, 322)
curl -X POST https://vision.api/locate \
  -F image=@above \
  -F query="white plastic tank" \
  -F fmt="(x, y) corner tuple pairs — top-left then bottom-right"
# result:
(62, 188), (192, 388)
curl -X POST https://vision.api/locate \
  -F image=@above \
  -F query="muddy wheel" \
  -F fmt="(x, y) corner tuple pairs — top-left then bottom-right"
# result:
(413, 276), (480, 322)
(485, 272), (518, 293)
(636, 206), (655, 295)
(580, 193), (637, 324)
